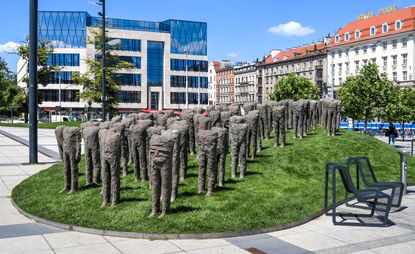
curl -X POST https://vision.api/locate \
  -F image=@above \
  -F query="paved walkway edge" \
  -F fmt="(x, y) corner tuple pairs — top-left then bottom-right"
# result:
(11, 197), (347, 240)
(0, 129), (60, 160)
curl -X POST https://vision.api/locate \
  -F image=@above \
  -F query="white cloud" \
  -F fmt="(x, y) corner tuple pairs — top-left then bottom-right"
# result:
(228, 52), (239, 58)
(0, 41), (20, 54)
(268, 21), (315, 36)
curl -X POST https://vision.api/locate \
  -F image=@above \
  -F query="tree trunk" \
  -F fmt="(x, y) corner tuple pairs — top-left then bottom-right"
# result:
(352, 118), (355, 131)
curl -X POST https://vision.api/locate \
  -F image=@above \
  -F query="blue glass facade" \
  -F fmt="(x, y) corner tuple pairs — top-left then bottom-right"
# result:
(171, 59), (208, 72)
(47, 53), (80, 66)
(48, 71), (79, 84)
(39, 11), (88, 48)
(119, 56), (141, 69)
(118, 91), (141, 103)
(38, 12), (207, 56)
(147, 41), (164, 87)
(171, 92), (186, 104)
(109, 38), (141, 52)
(113, 74), (141, 86)
(168, 20), (207, 56)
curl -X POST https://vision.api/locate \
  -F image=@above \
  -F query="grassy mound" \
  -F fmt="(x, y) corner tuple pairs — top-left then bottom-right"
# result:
(12, 128), (415, 234)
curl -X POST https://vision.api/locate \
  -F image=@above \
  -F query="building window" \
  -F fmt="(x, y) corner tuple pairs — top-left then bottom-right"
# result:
(47, 53), (80, 66)
(370, 26), (377, 35)
(363, 59), (368, 65)
(40, 89), (80, 102)
(170, 92), (186, 104)
(109, 38), (141, 52)
(355, 30), (361, 39)
(392, 39), (398, 49)
(402, 54), (408, 66)
(118, 91), (141, 103)
(355, 60), (360, 72)
(170, 59), (208, 72)
(382, 56), (388, 69)
(392, 55), (397, 66)
(113, 73), (141, 86)
(370, 58), (376, 64)
(392, 72), (397, 81)
(363, 45), (368, 54)
(345, 62), (350, 75)
(147, 41), (164, 87)
(382, 41), (388, 50)
(403, 71), (408, 81)
(119, 56), (141, 69)
(335, 34), (340, 43)
(382, 23), (389, 33)
(48, 71), (79, 84)
(371, 44), (376, 52)
(345, 32), (350, 41)
(170, 75), (186, 87)
(395, 20), (403, 30)
(354, 47), (359, 55)
(188, 93), (198, 104)
(338, 63), (342, 75)
(402, 37), (408, 47)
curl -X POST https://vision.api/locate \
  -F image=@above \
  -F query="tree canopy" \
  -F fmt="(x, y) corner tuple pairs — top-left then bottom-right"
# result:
(0, 57), (25, 119)
(270, 73), (319, 101)
(338, 63), (395, 132)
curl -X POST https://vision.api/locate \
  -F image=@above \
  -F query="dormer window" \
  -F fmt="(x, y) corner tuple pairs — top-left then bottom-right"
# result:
(355, 30), (361, 39)
(335, 34), (341, 43)
(370, 26), (377, 36)
(345, 32), (350, 41)
(395, 20), (403, 30)
(382, 23), (389, 33)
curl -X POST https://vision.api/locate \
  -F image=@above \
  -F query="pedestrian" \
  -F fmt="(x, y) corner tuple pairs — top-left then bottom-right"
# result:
(387, 122), (398, 145)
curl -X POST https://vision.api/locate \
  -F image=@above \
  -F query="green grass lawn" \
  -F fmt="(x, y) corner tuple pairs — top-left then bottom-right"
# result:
(12, 127), (415, 234)
(0, 121), (82, 129)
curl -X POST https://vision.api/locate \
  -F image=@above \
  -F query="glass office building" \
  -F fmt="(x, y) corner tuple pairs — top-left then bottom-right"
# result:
(18, 11), (208, 117)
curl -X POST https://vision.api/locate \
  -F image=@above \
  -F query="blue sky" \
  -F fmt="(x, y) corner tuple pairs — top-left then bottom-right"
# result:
(0, 0), (413, 72)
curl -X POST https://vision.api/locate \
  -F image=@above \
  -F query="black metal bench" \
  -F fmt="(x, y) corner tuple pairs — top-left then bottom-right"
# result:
(346, 156), (404, 208)
(324, 162), (393, 226)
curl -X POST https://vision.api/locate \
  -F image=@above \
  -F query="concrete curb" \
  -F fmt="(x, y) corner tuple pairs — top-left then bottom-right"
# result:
(12, 198), (335, 240)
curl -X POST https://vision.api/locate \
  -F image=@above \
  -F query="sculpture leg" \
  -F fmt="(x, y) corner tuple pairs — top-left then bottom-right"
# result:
(92, 148), (101, 185)
(293, 115), (298, 139)
(198, 148), (207, 194)
(251, 129), (257, 159)
(110, 155), (121, 207)
(85, 148), (93, 186)
(179, 138), (187, 181)
(122, 139), (129, 177)
(61, 152), (71, 192)
(298, 114), (304, 139)
(101, 161), (111, 206)
(246, 129), (251, 159)
(138, 144), (147, 181)
(257, 127), (262, 152)
(231, 139), (239, 178)
(171, 137), (180, 202)
(218, 153), (225, 187)
(189, 126), (196, 154)
(69, 154), (78, 193)
(327, 113), (333, 136)
(132, 145), (140, 181)
(149, 157), (161, 218)
(239, 138), (247, 179)
(207, 144), (217, 196)
(274, 121), (279, 147)
(160, 156), (172, 217)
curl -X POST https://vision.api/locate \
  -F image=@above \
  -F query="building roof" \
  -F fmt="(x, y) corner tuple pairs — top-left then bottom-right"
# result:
(328, 6), (415, 47)
(263, 42), (326, 64)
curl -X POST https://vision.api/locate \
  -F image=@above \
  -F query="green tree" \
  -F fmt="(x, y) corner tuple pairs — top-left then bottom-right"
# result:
(385, 88), (415, 141)
(73, 29), (133, 118)
(270, 73), (319, 101)
(338, 63), (394, 133)
(17, 40), (58, 122)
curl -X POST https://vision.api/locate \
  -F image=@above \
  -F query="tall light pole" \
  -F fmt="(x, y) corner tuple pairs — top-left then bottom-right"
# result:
(185, 49), (189, 108)
(29, 0), (38, 164)
(97, 0), (106, 120)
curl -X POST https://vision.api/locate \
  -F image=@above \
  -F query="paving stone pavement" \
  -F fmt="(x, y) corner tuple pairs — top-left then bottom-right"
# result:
(1, 127), (415, 254)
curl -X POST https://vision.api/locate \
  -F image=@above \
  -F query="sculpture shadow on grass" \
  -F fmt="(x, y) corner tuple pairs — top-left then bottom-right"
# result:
(170, 205), (199, 214)
(121, 197), (147, 203)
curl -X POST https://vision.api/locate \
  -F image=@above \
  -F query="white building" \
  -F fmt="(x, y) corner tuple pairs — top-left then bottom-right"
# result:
(208, 62), (220, 105)
(327, 6), (415, 98)
(17, 11), (208, 119)
(234, 63), (259, 103)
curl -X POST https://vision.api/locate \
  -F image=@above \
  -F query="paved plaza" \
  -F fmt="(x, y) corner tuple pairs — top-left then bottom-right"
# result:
(1, 126), (415, 254)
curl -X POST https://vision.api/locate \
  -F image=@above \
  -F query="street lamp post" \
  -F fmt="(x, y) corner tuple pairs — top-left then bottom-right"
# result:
(29, 0), (38, 164)
(185, 49), (188, 108)
(98, 0), (107, 121)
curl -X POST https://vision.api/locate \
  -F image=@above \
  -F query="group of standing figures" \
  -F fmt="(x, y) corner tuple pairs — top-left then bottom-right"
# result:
(54, 99), (340, 217)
